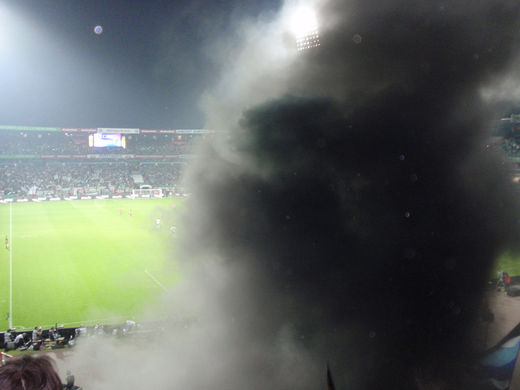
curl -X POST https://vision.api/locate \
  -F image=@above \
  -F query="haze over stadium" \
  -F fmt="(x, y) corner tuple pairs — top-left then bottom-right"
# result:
(2, 0), (520, 390)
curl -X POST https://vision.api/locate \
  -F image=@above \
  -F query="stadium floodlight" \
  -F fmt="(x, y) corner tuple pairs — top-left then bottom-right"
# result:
(290, 6), (318, 38)
(289, 6), (320, 51)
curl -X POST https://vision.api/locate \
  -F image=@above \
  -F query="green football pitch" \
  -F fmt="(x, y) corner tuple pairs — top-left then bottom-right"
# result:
(0, 197), (185, 331)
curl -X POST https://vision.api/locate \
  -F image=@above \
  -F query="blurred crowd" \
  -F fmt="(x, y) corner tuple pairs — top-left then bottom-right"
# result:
(2, 320), (143, 354)
(0, 162), (183, 198)
(503, 137), (520, 157)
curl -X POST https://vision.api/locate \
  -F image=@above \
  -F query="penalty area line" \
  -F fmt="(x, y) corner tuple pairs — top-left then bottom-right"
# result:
(145, 269), (167, 291)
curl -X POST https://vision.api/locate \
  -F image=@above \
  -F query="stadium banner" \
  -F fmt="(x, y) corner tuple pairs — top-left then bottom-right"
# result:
(40, 155), (78, 159)
(175, 129), (208, 134)
(97, 128), (140, 134)
(0, 155), (38, 159)
(131, 154), (192, 159)
(85, 154), (135, 159)
(133, 154), (183, 159)
(140, 129), (177, 133)
(61, 128), (97, 133)
(0, 154), (189, 160)
(0, 125), (60, 132)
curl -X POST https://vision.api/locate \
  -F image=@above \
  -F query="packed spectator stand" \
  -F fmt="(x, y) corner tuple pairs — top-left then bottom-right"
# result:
(0, 126), (210, 200)
(0, 129), (203, 156)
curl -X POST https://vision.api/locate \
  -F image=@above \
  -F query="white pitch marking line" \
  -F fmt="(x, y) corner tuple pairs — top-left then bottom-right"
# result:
(145, 269), (167, 291)
(12, 316), (131, 330)
(9, 202), (12, 329)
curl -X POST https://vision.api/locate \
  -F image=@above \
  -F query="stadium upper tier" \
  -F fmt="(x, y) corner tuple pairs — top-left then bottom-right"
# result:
(0, 127), (208, 199)
(0, 127), (211, 159)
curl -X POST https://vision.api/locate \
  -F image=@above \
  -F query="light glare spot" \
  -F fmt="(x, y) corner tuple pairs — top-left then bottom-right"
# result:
(290, 7), (318, 38)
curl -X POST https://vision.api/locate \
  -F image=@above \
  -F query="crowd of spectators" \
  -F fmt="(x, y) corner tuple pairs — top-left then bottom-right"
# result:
(140, 163), (182, 187)
(125, 133), (199, 154)
(1, 319), (161, 353)
(503, 137), (520, 157)
(0, 131), (202, 156)
(0, 133), (81, 155)
(0, 321), (148, 367)
(0, 162), (184, 198)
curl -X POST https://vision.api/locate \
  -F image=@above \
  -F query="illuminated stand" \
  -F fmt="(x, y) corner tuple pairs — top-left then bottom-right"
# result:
(291, 6), (320, 51)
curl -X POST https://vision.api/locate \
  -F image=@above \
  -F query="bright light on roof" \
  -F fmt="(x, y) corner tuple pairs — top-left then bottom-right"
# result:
(290, 6), (318, 39)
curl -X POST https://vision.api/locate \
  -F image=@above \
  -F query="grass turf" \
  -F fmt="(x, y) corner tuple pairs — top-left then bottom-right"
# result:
(0, 197), (185, 331)
(495, 251), (520, 277)
(4, 196), (517, 331)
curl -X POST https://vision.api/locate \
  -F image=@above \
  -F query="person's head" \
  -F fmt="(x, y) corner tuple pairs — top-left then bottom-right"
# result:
(0, 355), (62, 390)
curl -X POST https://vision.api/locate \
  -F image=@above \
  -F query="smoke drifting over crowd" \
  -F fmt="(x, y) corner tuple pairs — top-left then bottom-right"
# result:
(189, 0), (520, 388)
(63, 1), (520, 389)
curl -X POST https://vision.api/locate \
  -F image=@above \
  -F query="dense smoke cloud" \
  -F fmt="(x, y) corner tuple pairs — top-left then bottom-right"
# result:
(62, 1), (520, 389)
(188, 0), (520, 389)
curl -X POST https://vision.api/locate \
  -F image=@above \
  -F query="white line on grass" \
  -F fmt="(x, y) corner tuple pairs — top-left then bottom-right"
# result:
(39, 316), (129, 328)
(13, 316), (130, 330)
(9, 202), (12, 329)
(145, 269), (167, 291)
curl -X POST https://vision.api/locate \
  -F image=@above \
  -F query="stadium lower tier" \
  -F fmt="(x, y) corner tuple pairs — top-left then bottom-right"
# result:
(0, 160), (188, 199)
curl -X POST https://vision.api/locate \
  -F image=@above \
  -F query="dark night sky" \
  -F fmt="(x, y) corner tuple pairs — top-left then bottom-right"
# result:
(0, 0), (280, 129)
